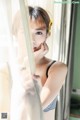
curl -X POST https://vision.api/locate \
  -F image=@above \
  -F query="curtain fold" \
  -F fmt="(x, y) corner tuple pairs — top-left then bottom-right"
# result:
(63, 4), (77, 120)
(55, 1), (76, 120)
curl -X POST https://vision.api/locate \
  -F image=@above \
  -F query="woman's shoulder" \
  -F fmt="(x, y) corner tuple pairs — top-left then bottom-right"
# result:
(47, 60), (67, 77)
(52, 61), (67, 68)
(44, 57), (67, 70)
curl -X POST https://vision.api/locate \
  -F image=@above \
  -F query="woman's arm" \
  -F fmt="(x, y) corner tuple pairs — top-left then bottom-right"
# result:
(40, 62), (67, 109)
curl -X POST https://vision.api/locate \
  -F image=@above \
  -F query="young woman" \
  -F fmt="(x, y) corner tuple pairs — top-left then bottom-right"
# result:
(12, 6), (67, 113)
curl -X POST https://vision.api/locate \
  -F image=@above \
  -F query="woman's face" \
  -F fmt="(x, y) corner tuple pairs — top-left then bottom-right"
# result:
(16, 16), (48, 59)
(30, 17), (48, 51)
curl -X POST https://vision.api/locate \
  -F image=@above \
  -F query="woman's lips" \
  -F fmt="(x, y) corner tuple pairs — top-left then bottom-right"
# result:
(33, 45), (41, 52)
(33, 47), (39, 52)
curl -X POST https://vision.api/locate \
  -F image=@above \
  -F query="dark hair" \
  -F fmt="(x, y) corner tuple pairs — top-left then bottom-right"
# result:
(29, 6), (51, 33)
(12, 6), (52, 36)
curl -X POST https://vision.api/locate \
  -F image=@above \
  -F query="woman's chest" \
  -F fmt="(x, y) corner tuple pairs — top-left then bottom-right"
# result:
(35, 64), (48, 86)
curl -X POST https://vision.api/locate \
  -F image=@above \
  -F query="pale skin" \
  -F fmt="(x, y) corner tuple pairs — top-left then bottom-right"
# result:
(15, 16), (67, 111)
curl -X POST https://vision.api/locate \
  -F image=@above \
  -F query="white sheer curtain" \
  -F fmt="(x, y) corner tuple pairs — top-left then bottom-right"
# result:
(55, 2), (72, 120)
(0, 0), (43, 120)
(0, 0), (12, 119)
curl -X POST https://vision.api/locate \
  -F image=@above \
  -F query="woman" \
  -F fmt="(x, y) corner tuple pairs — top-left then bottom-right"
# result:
(12, 6), (67, 113)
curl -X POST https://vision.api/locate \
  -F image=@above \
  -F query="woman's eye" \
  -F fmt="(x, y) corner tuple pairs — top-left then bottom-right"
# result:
(36, 32), (43, 35)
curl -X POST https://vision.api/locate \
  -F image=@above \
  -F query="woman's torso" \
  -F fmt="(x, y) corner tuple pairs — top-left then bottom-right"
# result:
(35, 57), (55, 86)
(35, 57), (58, 112)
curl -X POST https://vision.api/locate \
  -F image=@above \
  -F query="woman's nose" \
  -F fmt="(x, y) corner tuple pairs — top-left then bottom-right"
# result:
(32, 35), (36, 46)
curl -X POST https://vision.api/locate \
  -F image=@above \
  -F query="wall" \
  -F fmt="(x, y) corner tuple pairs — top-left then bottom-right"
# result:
(72, 3), (80, 89)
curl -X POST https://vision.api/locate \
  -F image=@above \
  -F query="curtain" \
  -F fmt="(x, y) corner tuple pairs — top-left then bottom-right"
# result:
(63, 4), (77, 120)
(55, 2), (77, 120)
(0, 0), (44, 120)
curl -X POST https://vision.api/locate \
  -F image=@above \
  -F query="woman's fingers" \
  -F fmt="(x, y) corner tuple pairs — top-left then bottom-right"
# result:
(32, 74), (41, 81)
(43, 42), (49, 55)
(32, 74), (42, 91)
(37, 43), (48, 55)
(33, 43), (49, 62)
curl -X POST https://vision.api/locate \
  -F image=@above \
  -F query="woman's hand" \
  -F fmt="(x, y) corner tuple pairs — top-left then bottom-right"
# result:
(32, 74), (42, 94)
(16, 56), (42, 91)
(33, 42), (49, 64)
(10, 57), (42, 120)
(12, 53), (33, 92)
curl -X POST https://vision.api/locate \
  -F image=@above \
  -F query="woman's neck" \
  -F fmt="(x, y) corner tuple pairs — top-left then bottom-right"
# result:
(35, 56), (51, 66)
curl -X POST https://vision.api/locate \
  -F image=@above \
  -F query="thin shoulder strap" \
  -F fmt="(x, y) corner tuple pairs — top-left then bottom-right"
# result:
(46, 61), (56, 78)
